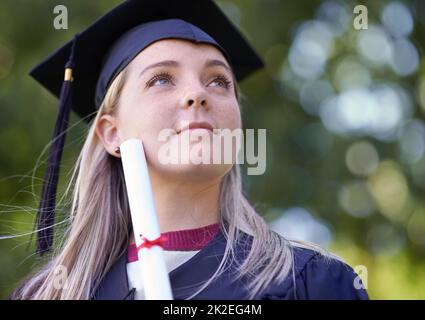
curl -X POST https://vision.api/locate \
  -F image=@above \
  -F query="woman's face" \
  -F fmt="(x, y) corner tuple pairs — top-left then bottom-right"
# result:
(98, 39), (241, 181)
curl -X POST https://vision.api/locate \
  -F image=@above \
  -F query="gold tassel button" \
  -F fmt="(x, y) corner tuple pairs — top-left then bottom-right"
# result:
(64, 68), (74, 82)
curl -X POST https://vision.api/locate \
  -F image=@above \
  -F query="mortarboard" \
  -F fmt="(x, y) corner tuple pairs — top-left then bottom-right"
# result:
(29, 0), (264, 255)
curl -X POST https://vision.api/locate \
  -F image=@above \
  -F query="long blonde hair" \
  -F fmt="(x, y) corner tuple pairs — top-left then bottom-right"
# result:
(11, 64), (318, 300)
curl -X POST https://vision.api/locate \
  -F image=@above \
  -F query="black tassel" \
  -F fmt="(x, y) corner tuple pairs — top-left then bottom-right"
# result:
(35, 35), (78, 255)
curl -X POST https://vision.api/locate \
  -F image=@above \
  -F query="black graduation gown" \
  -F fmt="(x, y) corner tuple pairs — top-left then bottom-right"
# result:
(91, 229), (369, 300)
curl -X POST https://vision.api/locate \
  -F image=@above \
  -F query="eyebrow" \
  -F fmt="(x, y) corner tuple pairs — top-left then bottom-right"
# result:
(139, 59), (231, 78)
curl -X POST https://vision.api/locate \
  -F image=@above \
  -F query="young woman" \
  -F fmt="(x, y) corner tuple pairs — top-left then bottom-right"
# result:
(10, 0), (368, 300)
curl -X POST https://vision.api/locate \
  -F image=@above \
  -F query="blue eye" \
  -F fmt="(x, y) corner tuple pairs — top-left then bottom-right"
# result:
(146, 72), (173, 88)
(146, 72), (232, 89)
(209, 75), (232, 89)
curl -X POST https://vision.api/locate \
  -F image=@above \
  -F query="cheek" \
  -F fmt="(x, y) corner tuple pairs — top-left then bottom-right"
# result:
(118, 96), (179, 166)
(213, 99), (241, 130)
(119, 92), (175, 138)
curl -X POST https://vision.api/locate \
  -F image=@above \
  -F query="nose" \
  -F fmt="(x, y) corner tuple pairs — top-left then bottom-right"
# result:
(182, 91), (208, 110)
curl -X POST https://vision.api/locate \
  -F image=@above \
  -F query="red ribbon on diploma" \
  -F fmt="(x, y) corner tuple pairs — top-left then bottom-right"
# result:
(137, 234), (168, 253)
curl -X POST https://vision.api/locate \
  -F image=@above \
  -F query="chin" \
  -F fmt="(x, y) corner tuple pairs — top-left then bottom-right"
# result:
(155, 162), (232, 182)
(147, 139), (236, 181)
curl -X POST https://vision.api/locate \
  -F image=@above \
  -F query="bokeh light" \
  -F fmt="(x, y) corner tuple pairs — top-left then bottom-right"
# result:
(366, 223), (405, 256)
(367, 160), (413, 222)
(398, 119), (425, 165)
(381, 1), (414, 38)
(345, 140), (379, 176)
(288, 20), (334, 80)
(357, 25), (392, 67)
(319, 84), (412, 141)
(338, 180), (375, 218)
(270, 207), (332, 248)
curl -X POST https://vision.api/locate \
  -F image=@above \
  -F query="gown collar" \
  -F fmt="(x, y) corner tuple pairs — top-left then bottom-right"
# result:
(127, 223), (220, 263)
(92, 226), (238, 300)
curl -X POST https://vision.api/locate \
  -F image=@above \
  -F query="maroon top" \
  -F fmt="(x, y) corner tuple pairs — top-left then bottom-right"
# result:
(127, 223), (220, 263)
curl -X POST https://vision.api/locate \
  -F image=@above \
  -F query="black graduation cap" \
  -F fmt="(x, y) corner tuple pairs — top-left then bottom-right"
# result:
(30, 0), (264, 255)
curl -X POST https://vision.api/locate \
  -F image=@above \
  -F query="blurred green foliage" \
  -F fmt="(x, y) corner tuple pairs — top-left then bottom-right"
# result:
(1, 0), (424, 299)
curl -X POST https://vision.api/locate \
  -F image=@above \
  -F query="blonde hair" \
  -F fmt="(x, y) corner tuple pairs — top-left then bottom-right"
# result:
(11, 64), (328, 300)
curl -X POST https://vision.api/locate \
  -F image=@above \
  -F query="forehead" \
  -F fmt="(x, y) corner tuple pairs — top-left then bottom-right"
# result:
(131, 38), (228, 67)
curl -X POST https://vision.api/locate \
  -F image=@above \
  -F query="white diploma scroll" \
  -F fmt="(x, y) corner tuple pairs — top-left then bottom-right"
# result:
(120, 138), (173, 300)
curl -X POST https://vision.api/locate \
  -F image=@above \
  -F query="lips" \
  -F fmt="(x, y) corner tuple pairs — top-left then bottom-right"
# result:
(177, 121), (214, 134)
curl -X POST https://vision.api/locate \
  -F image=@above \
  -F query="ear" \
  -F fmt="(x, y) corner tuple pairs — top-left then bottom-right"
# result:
(95, 114), (121, 157)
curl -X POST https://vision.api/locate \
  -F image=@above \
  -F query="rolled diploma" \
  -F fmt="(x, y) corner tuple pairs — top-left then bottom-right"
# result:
(120, 138), (173, 300)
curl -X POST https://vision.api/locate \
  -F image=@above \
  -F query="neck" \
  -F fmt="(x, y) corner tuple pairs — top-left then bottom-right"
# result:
(129, 168), (222, 245)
